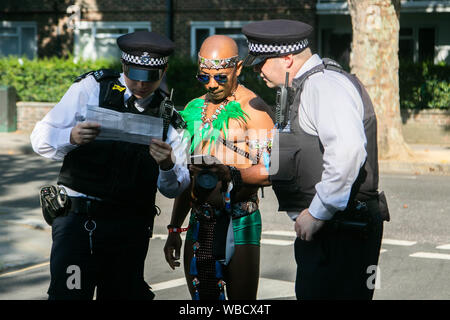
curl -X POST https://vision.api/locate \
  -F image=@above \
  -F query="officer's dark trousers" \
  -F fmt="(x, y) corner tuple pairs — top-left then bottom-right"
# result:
(47, 211), (153, 300)
(294, 200), (384, 300)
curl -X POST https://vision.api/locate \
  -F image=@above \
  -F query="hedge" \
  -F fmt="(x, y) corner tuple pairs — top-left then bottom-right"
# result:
(0, 56), (121, 103)
(399, 60), (450, 109)
(0, 55), (448, 109)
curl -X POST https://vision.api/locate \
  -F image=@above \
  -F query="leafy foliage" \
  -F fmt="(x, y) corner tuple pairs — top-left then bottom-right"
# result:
(399, 60), (450, 109)
(0, 55), (120, 102)
(0, 55), (447, 109)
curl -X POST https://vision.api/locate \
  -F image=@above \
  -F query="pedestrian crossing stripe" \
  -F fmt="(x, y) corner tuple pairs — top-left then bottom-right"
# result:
(382, 239), (417, 246)
(150, 277), (296, 300)
(409, 252), (450, 260)
(0, 262), (50, 278)
(260, 239), (294, 246)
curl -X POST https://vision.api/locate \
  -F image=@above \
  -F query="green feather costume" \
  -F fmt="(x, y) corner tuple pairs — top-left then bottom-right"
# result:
(180, 98), (249, 154)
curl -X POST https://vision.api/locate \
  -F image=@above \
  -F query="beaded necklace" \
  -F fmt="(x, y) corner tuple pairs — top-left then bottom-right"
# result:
(180, 86), (248, 154)
(200, 89), (236, 130)
(200, 99), (227, 130)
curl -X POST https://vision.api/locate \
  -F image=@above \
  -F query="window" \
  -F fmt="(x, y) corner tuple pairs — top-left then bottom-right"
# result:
(399, 28), (414, 61)
(320, 29), (351, 69)
(190, 22), (250, 59)
(418, 28), (435, 62)
(319, 26), (436, 65)
(0, 21), (37, 59)
(74, 21), (151, 61)
(399, 26), (435, 62)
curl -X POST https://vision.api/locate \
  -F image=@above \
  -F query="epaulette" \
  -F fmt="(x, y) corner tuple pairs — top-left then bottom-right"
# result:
(74, 71), (94, 83)
(92, 69), (121, 82)
(73, 69), (120, 83)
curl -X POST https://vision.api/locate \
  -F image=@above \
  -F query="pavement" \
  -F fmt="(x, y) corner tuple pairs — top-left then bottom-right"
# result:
(0, 130), (449, 291)
(1, 131), (449, 174)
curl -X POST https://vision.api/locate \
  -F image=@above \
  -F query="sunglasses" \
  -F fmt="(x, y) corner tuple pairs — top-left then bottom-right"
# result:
(196, 73), (229, 84)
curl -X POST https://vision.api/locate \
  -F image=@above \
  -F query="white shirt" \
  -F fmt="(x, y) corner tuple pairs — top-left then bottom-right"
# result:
(287, 54), (367, 221)
(30, 73), (190, 199)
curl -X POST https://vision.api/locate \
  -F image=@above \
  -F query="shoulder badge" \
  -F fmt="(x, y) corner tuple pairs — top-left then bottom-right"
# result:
(74, 69), (120, 83)
(92, 69), (121, 82)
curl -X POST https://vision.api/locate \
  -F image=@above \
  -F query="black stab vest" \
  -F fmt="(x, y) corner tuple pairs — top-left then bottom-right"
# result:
(270, 59), (379, 212)
(57, 69), (168, 210)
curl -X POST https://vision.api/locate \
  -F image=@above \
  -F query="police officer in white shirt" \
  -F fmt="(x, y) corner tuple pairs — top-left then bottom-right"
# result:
(242, 20), (386, 300)
(30, 31), (190, 300)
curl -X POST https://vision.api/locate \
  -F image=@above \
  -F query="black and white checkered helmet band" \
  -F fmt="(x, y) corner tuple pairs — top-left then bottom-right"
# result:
(121, 51), (168, 67)
(247, 38), (309, 55)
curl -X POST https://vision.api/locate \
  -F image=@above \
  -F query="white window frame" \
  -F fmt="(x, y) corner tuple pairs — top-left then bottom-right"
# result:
(399, 25), (437, 62)
(73, 21), (151, 60)
(190, 21), (251, 58)
(399, 27), (416, 61)
(0, 21), (37, 59)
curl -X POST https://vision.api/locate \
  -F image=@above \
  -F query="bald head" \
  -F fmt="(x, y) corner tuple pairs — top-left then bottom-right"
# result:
(199, 35), (238, 59)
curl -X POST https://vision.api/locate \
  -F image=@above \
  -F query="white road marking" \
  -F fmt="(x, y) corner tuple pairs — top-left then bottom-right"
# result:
(151, 277), (187, 292)
(436, 244), (450, 250)
(152, 234), (186, 241)
(0, 262), (49, 278)
(261, 239), (294, 246)
(153, 232), (296, 246)
(382, 239), (417, 246)
(409, 252), (450, 260)
(152, 234), (168, 240)
(261, 231), (296, 246)
(383, 174), (417, 180)
(149, 276), (295, 299)
(154, 233), (421, 249)
(380, 249), (387, 253)
(262, 230), (296, 238)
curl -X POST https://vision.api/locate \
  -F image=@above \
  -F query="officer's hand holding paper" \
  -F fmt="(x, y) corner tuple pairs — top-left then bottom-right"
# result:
(70, 121), (101, 145)
(149, 139), (175, 171)
(84, 104), (164, 145)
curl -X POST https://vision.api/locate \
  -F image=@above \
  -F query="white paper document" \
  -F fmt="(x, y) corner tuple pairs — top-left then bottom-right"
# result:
(85, 105), (163, 145)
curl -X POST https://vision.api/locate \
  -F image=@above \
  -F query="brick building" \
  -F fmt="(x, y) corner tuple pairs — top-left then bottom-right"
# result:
(2, 1), (450, 64)
(0, 0), (317, 60)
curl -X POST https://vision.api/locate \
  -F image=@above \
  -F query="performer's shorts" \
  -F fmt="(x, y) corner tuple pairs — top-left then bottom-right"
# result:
(186, 210), (262, 246)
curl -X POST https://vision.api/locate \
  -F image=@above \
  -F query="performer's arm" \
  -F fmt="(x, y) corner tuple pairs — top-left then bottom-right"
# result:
(163, 185), (192, 270)
(230, 98), (274, 186)
(239, 164), (271, 186)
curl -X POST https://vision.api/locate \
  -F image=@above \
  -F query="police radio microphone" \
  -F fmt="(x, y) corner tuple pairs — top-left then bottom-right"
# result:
(275, 72), (290, 129)
(160, 89), (175, 140)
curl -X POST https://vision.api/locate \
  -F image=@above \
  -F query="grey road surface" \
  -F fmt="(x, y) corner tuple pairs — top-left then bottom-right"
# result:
(0, 153), (449, 300)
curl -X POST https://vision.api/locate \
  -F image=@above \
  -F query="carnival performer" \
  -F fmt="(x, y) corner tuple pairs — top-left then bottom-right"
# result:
(163, 35), (274, 300)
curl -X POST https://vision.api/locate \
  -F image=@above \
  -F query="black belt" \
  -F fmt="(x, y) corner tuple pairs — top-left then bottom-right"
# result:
(326, 198), (379, 235)
(68, 197), (155, 218)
